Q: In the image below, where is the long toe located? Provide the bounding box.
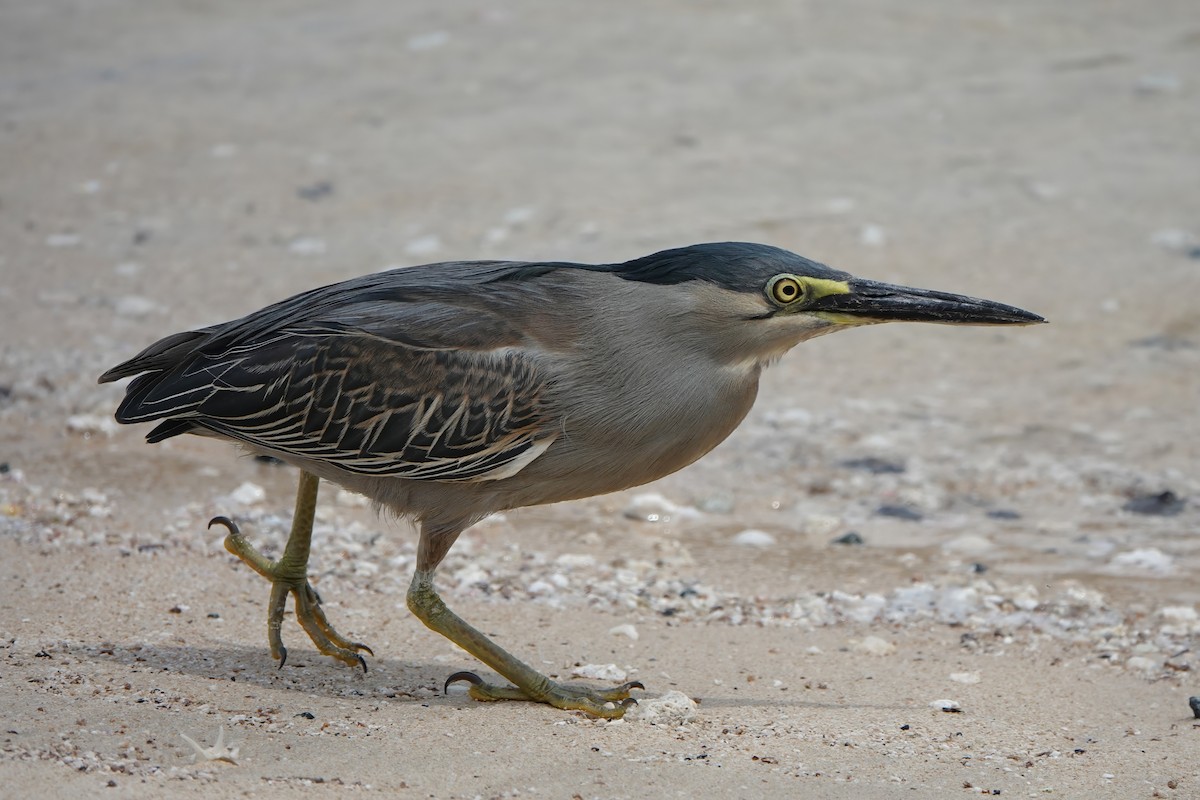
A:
[292,583,373,672]
[444,671,643,718]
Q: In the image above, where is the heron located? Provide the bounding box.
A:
[99,241,1044,718]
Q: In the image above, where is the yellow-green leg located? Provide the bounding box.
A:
[407,568,642,718]
[209,470,373,672]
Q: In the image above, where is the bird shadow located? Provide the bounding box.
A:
[76,640,916,715]
[76,639,464,705]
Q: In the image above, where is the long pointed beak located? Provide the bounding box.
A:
[813,279,1046,325]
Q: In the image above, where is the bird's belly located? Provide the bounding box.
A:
[503,377,758,506]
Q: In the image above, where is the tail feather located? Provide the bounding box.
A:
[146,419,198,443]
[101,328,222,436]
[98,329,213,383]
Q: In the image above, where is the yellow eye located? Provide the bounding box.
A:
[768,275,805,305]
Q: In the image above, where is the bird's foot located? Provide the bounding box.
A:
[210,516,373,672]
[444,671,643,718]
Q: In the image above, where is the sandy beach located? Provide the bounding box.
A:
[2,1,1199,797]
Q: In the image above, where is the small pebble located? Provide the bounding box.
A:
[930,699,962,712]
[1125,656,1159,672]
[526,579,555,595]
[876,504,923,522]
[1109,547,1173,573]
[942,535,993,556]
[831,531,864,545]
[1189,697,1200,719]
[840,457,904,474]
[1122,491,1185,517]
[297,181,334,201]
[696,493,735,514]
[1158,606,1199,635]
[732,529,776,548]
[227,482,266,506]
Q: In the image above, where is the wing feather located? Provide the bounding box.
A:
[112,299,560,482]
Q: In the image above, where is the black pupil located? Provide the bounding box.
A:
[780,283,796,298]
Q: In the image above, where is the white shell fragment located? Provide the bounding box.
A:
[571,663,627,681]
[930,699,962,712]
[66,414,118,437]
[608,624,639,640]
[1158,606,1200,635]
[1125,656,1160,672]
[852,635,897,656]
[622,493,700,523]
[732,529,776,548]
[626,690,698,725]
[179,726,239,765]
[227,482,266,506]
[1109,548,1173,573]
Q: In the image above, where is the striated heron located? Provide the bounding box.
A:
[99,241,1044,718]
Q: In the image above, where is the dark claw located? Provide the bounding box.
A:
[357,654,368,674]
[444,670,483,694]
[277,645,288,669]
[623,681,645,692]
[208,515,239,534]
[618,697,639,709]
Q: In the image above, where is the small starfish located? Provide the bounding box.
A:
[180,726,240,765]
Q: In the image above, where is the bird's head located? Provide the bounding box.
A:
[609,242,1045,365]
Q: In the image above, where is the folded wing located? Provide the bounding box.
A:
[103,294,558,483]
